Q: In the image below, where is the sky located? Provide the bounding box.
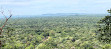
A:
[0,0,111,16]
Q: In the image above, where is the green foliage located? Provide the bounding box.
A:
[1,15,110,49]
[102,44,111,49]
[37,37,57,49]
[25,44,34,49]
[97,9,111,43]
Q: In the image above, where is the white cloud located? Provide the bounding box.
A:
[0,0,111,5]
[0,0,41,6]
[0,0,79,6]
[95,0,111,3]
[0,2,29,6]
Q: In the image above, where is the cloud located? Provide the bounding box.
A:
[0,0,39,6]
[95,0,111,3]
[0,0,110,15]
[0,0,111,6]
[0,0,79,6]
[0,2,29,6]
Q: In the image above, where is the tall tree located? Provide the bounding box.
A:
[0,9,12,47]
[98,8,111,43]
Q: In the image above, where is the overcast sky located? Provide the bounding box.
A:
[0,0,111,15]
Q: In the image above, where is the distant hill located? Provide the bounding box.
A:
[10,13,107,18]
[41,13,85,16]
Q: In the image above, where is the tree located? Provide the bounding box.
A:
[98,8,111,43]
[0,9,12,47]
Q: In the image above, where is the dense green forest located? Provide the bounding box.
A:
[1,15,111,49]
